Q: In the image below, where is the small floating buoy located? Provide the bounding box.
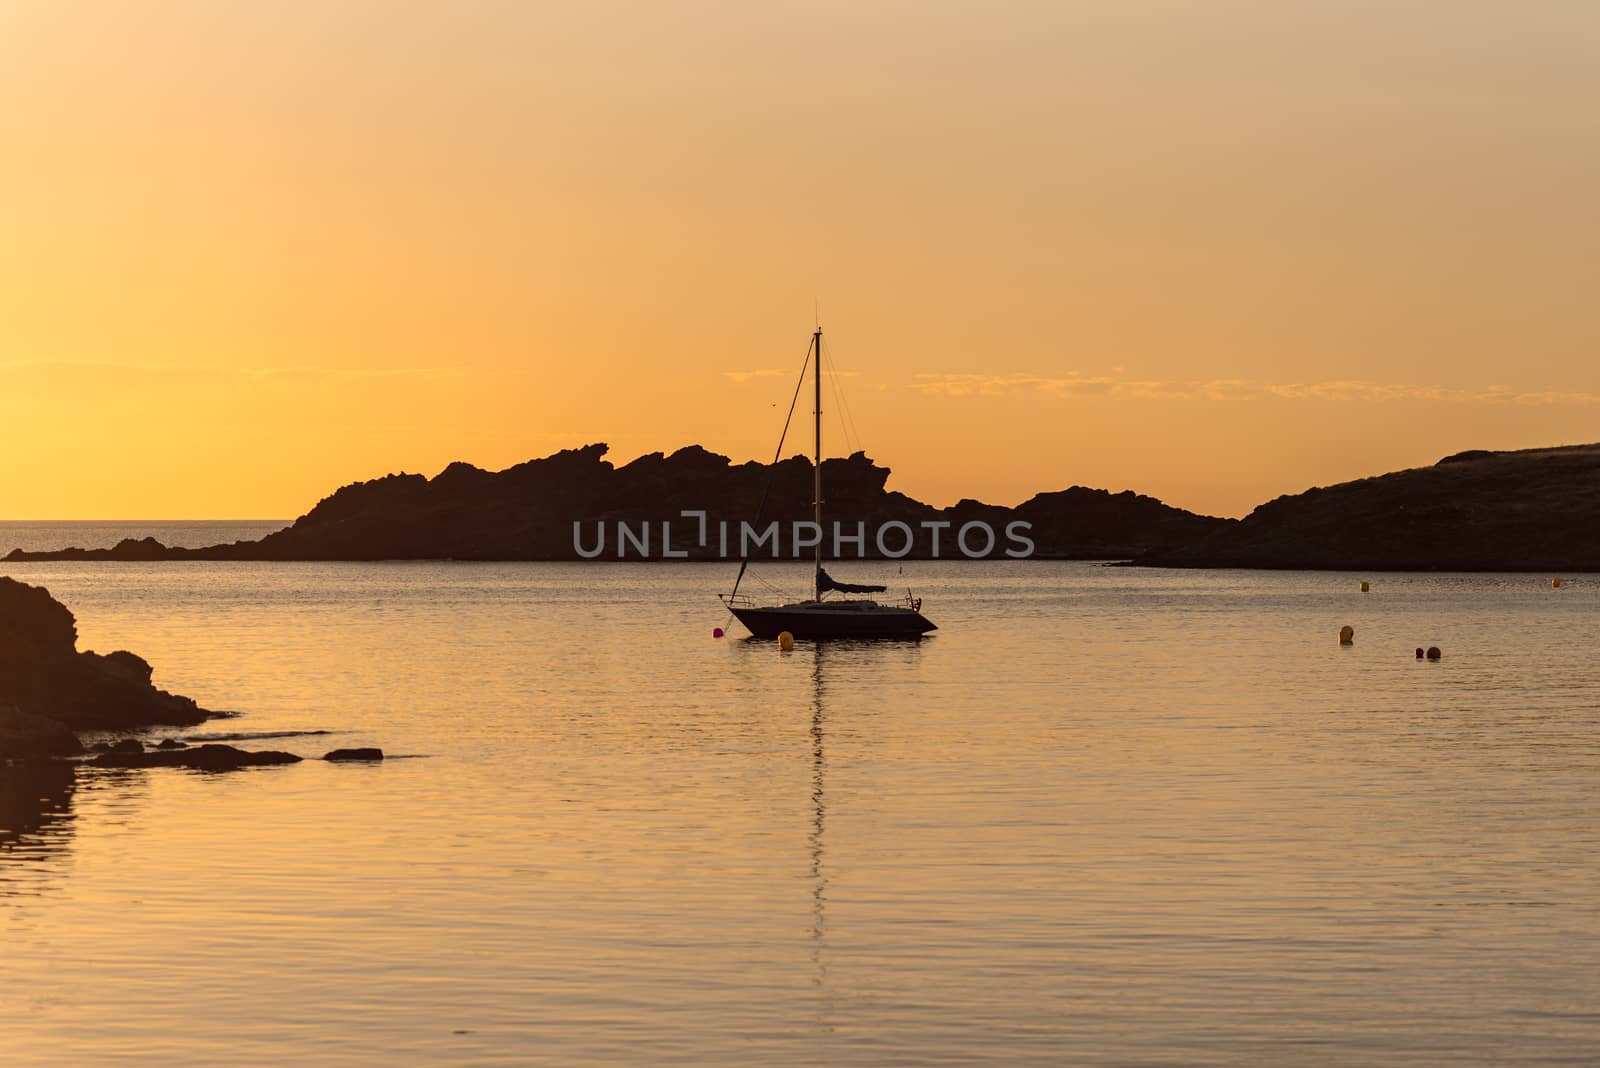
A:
[712,627,724,639]
[1338,625,1354,645]
[1553,578,1563,588]
[777,631,795,651]
[1360,581,1369,593]
[1415,647,1424,659]
[1426,646,1442,660]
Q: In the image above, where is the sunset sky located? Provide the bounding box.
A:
[3,2,1597,519]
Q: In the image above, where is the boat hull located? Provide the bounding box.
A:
[730,602,936,640]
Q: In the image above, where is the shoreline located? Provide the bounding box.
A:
[9,440,1600,572]
[5,554,1594,574]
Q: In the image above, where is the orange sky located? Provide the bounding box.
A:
[3,2,1597,520]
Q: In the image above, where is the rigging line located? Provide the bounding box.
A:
[835,358,867,456]
[820,335,860,453]
[820,336,849,453]
[827,360,859,457]
[839,382,866,460]
[749,571,788,596]
[818,335,857,457]
[824,337,867,457]
[726,334,815,605]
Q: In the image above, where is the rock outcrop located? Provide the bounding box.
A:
[91,743,300,770]
[0,706,84,760]
[0,578,212,760]
[324,748,384,762]
[1135,443,1600,571]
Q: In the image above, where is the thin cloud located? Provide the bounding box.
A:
[726,368,862,384]
[722,369,794,384]
[1259,381,1600,405]
[913,372,1600,406]
[910,373,1052,397]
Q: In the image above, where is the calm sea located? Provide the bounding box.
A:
[1,537,1597,1065]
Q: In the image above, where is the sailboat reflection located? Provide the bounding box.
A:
[758,637,923,1031]
[808,643,830,992]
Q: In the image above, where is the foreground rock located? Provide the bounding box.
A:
[1,444,1226,562]
[324,747,383,762]
[1136,443,1600,571]
[0,706,83,760]
[0,578,212,760]
[91,744,301,770]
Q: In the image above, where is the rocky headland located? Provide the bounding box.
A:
[7,441,1597,571]
[1,444,1226,563]
[1134,443,1600,571]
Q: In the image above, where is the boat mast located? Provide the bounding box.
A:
[813,327,823,601]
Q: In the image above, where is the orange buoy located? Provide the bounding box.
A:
[1338,625,1354,645]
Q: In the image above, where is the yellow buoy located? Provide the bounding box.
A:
[1553,578,1563,588]
[1360,581,1370,593]
[1338,625,1354,645]
[777,631,795,651]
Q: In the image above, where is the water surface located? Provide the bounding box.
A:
[1,558,1596,1065]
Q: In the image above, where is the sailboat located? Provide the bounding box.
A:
[720,327,937,640]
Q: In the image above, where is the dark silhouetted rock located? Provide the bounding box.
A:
[1,444,1227,563]
[0,578,213,737]
[100,650,155,685]
[106,738,144,754]
[1014,486,1224,559]
[91,744,301,770]
[155,738,189,750]
[323,747,384,762]
[1136,443,1600,571]
[1436,449,1494,465]
[0,706,84,760]
[14,441,1597,571]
